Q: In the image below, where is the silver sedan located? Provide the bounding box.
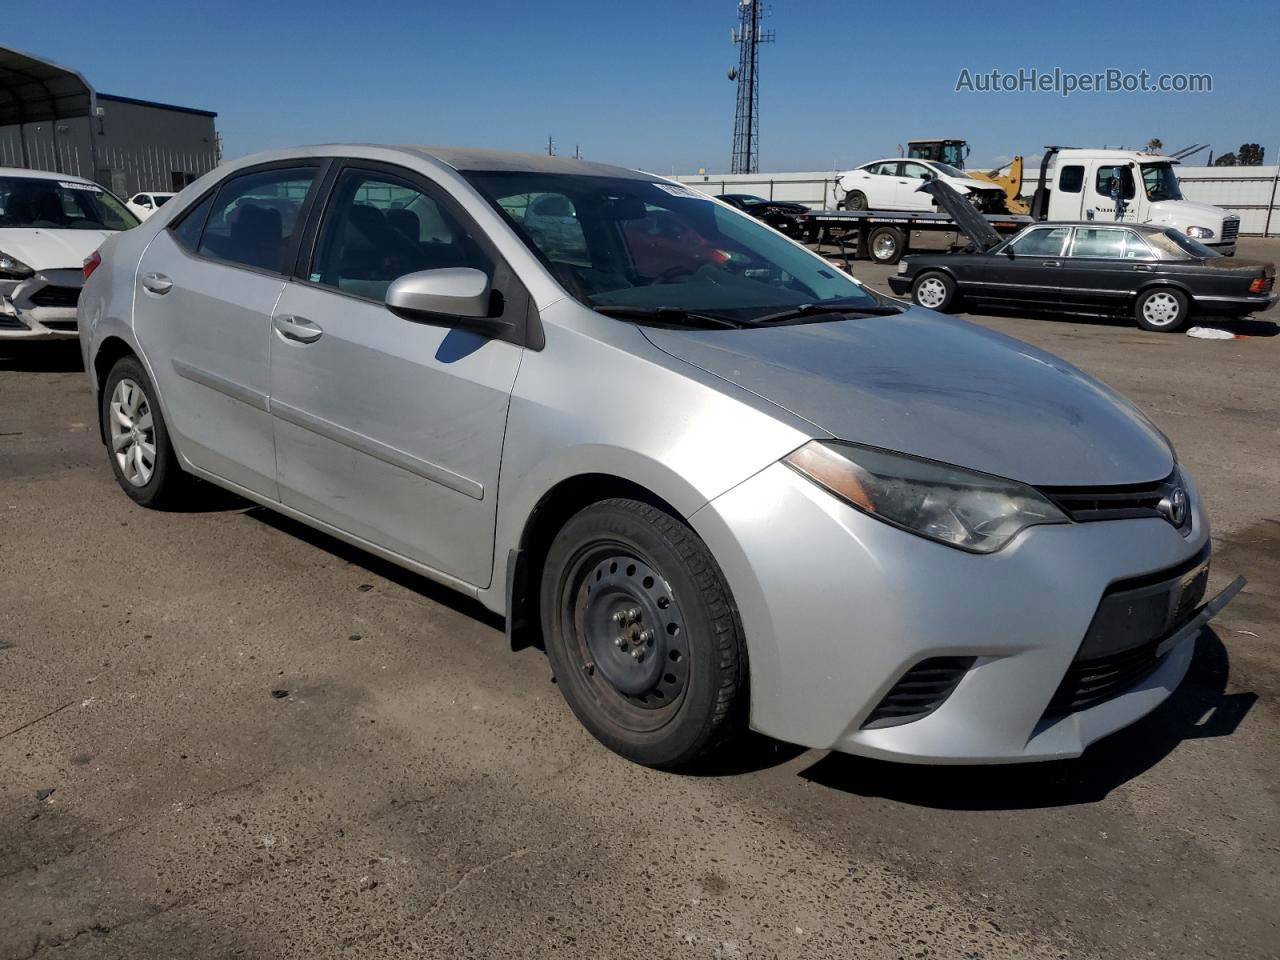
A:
[78,145,1243,768]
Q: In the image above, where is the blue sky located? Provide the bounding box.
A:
[6,0,1275,173]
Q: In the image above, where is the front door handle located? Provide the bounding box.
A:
[273,314,323,344]
[141,272,173,295]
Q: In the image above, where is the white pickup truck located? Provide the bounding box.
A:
[1029,148,1239,256]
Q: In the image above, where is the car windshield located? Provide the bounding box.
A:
[0,176,138,230]
[154,195,172,207]
[463,172,878,323]
[1141,163,1183,202]
[1150,229,1220,258]
[931,162,967,179]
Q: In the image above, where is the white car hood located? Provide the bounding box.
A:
[0,228,113,271]
[1144,199,1230,229]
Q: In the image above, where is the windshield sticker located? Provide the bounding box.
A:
[652,183,707,200]
[59,181,102,192]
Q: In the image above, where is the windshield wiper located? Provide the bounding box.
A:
[748,301,905,325]
[592,306,745,329]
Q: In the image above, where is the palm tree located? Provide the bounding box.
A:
[1146,138,1164,154]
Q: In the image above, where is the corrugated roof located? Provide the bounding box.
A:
[0,45,95,126]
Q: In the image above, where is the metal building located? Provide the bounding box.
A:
[0,45,218,199]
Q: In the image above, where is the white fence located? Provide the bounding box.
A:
[675,165,1280,236]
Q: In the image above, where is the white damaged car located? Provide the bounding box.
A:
[0,168,138,340]
[837,158,1008,214]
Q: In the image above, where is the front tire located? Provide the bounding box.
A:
[912,270,957,311]
[539,498,747,769]
[101,355,188,508]
[1135,287,1190,332]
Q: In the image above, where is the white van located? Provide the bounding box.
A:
[1030,148,1239,255]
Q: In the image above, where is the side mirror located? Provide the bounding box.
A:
[921,172,934,181]
[1004,247,1016,257]
[385,267,514,339]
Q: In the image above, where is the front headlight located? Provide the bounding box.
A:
[0,251,34,280]
[1185,225,1215,239]
[784,440,1068,554]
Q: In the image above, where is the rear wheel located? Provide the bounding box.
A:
[101,355,188,508]
[539,498,747,769]
[1135,287,1190,332]
[843,190,868,211]
[867,226,906,265]
[912,271,957,311]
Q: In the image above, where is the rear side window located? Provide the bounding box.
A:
[170,192,215,252]
[1070,228,1126,258]
[310,168,492,301]
[1058,165,1084,193]
[197,167,317,273]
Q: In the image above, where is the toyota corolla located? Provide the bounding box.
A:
[78,145,1244,768]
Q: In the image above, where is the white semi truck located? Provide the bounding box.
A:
[1029,147,1239,255]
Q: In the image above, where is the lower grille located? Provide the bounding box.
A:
[29,285,81,308]
[1047,639,1166,715]
[862,656,975,729]
[41,319,78,331]
[0,314,29,330]
[1046,550,1209,717]
[1222,218,1240,242]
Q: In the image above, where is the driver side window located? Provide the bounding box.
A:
[1009,227,1070,256]
[310,168,492,302]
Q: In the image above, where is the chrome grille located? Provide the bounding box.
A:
[1221,218,1240,242]
[1039,472,1186,528]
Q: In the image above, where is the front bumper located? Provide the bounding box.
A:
[0,270,83,340]
[887,274,912,295]
[692,462,1240,764]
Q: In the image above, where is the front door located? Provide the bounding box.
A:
[132,163,322,498]
[1090,164,1140,223]
[268,163,525,587]
[966,225,1072,307]
[898,162,935,211]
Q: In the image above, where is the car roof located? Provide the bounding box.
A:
[1024,221,1170,234]
[0,166,99,185]
[222,144,658,182]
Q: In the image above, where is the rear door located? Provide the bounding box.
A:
[268,161,526,587]
[1057,227,1150,309]
[132,162,324,498]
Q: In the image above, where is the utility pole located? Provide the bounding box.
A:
[547,135,555,156]
[728,0,775,175]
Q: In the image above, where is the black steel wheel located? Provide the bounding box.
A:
[540,498,747,768]
[843,190,868,211]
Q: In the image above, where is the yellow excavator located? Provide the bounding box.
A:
[903,139,1029,215]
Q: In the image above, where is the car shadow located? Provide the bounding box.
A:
[959,306,1280,337]
[796,629,1255,809]
[0,341,85,372]
[245,506,506,631]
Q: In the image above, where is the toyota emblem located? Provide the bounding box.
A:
[1162,486,1188,527]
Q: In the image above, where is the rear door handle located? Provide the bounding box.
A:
[141,272,173,295]
[1132,264,1154,272]
[1044,260,1063,268]
[273,314,323,344]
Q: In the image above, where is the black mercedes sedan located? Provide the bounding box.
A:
[885,179,1275,332]
[716,193,809,238]
[889,221,1275,332]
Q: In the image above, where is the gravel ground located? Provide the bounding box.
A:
[2,239,1277,960]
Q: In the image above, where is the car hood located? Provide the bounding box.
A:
[0,228,114,271]
[1145,199,1233,229]
[918,179,1004,251]
[641,310,1174,486]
